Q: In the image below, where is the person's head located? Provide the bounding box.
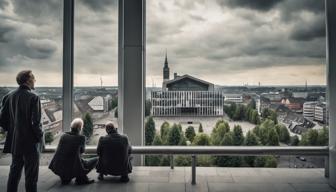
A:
[105,121,116,134]
[16,70,36,90]
[71,118,84,134]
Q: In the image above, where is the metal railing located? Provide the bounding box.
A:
[0,145,330,184]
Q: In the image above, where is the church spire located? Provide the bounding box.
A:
[164,49,168,67]
[163,49,170,81]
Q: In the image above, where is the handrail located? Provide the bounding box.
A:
[42,145,329,156]
[0,145,330,185]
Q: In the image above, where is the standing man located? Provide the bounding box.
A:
[0,70,43,192]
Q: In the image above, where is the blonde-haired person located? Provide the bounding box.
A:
[49,118,98,185]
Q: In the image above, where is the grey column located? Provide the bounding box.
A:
[62,0,74,132]
[118,0,145,165]
[326,0,336,188]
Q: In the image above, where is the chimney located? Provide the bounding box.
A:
[174,73,177,79]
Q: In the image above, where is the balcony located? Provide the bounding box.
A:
[0,166,333,192]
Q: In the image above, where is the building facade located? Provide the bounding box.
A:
[151,54,224,117]
[303,101,318,120]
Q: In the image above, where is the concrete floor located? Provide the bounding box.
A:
[0,166,334,192]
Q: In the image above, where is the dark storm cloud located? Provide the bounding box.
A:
[11,0,61,22]
[0,22,15,43]
[81,0,117,11]
[0,0,8,9]
[25,39,58,59]
[220,0,283,11]
[290,15,325,41]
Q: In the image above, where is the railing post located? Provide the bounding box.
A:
[191,155,196,185]
[170,155,174,169]
[325,156,329,178]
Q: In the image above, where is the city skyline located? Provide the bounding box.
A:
[0,0,326,86]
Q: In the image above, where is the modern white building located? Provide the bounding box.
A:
[303,101,318,120]
[224,93,243,103]
[315,102,328,123]
[151,55,224,117]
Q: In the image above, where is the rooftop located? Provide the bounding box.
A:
[0,166,334,192]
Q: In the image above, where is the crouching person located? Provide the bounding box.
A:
[96,122,132,182]
[49,118,98,185]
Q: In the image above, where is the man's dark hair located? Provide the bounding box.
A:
[106,122,115,134]
[16,70,32,86]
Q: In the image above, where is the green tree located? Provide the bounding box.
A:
[304,129,319,146]
[244,131,259,167]
[278,125,290,144]
[233,125,244,146]
[233,105,242,120]
[111,97,118,109]
[174,156,191,166]
[160,122,170,144]
[214,132,241,167]
[270,112,278,124]
[262,108,271,119]
[145,134,163,166]
[145,116,156,145]
[114,107,118,118]
[255,156,277,167]
[268,128,279,146]
[254,156,267,167]
[248,99,256,109]
[145,99,152,117]
[251,110,260,125]
[211,121,230,145]
[259,119,275,145]
[317,127,329,146]
[290,135,300,146]
[192,133,211,146]
[82,113,93,139]
[185,126,196,142]
[198,123,204,133]
[167,124,182,145]
[44,132,54,144]
[264,156,278,168]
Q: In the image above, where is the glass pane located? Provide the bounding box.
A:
[74,0,118,145]
[145,0,327,167]
[0,0,63,147]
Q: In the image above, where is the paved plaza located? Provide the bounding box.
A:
[0,166,334,192]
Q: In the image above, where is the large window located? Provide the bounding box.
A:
[74,0,118,145]
[0,0,63,146]
[145,0,327,167]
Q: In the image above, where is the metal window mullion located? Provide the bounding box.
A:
[326,0,336,188]
[62,0,74,132]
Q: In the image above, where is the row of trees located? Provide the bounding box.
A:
[144,118,278,167]
[224,101,260,125]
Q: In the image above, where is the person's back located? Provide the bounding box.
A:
[49,132,85,180]
[0,70,42,192]
[49,118,97,185]
[2,87,42,155]
[96,122,132,182]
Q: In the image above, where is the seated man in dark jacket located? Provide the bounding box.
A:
[49,118,98,185]
[96,122,132,182]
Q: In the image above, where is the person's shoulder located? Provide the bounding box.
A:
[2,89,16,100]
[28,90,39,99]
[120,134,129,141]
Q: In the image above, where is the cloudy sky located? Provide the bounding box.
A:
[0,0,326,87]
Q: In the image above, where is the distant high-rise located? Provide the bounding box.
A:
[163,51,170,81]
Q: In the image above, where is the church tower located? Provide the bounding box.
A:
[163,50,170,81]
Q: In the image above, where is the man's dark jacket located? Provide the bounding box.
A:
[96,131,132,176]
[0,85,43,155]
[49,132,87,180]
